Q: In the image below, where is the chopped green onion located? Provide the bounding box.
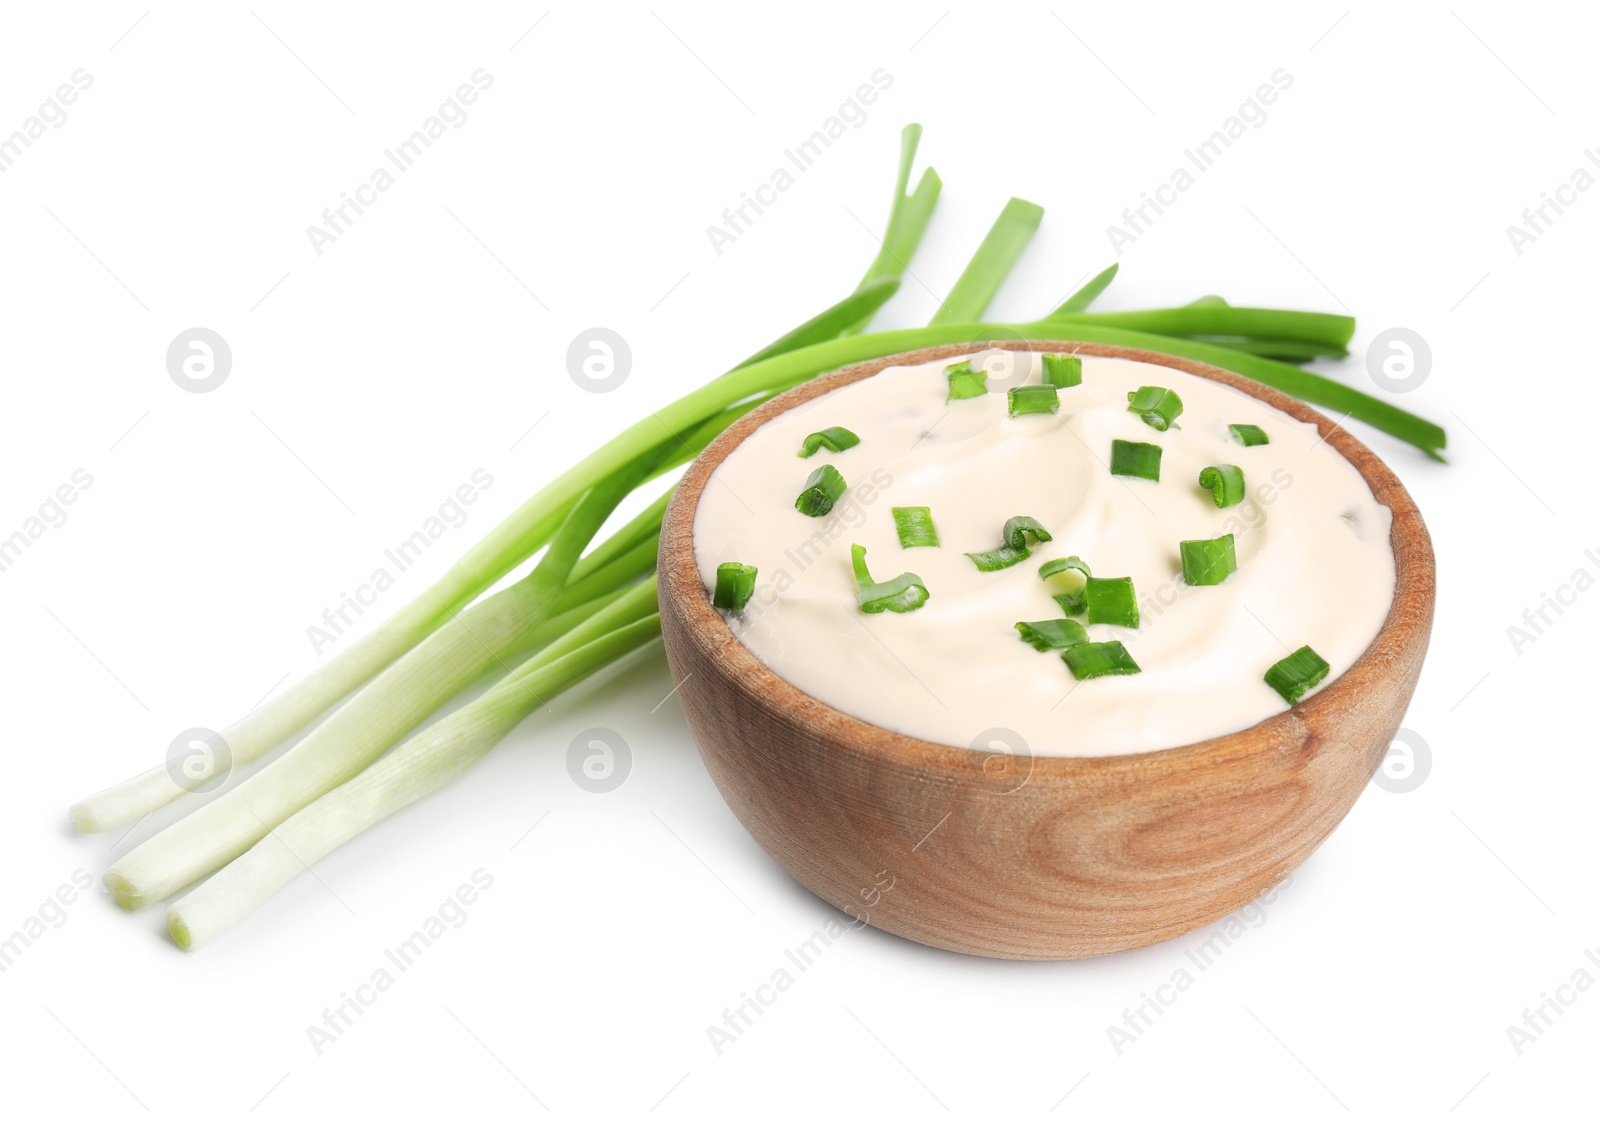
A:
[965,516,1052,572]
[1040,555,1091,615]
[1179,534,1237,586]
[850,544,929,614]
[1198,464,1245,508]
[1084,575,1139,628]
[1127,385,1184,431]
[712,563,758,612]
[1008,385,1060,417]
[1264,645,1331,705]
[1038,556,1090,582]
[945,360,988,401]
[1015,618,1090,652]
[966,546,1029,572]
[1229,423,1270,446]
[1063,640,1142,679]
[892,506,940,548]
[1041,352,1082,388]
[1110,439,1162,481]
[795,464,847,517]
[797,426,860,458]
[1003,516,1052,548]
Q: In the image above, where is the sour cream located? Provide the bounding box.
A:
[692,352,1395,757]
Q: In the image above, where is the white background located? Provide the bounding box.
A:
[0,2,1593,1118]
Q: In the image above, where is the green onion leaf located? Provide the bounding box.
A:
[1008,385,1060,417]
[851,543,930,614]
[1229,423,1270,446]
[1063,640,1142,679]
[1041,352,1083,388]
[1181,336,1345,363]
[1015,618,1090,652]
[1198,464,1245,508]
[930,197,1045,325]
[797,426,860,458]
[739,276,903,367]
[1110,439,1162,481]
[892,506,940,548]
[945,360,988,401]
[851,124,940,315]
[1040,555,1091,615]
[712,562,758,612]
[1084,575,1139,628]
[1264,644,1331,705]
[965,516,1052,572]
[1127,385,1184,431]
[795,464,848,517]
[1179,534,1237,586]
[1047,264,1119,317]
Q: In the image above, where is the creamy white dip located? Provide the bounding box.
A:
[692,352,1395,757]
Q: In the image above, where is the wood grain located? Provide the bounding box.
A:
[659,342,1435,960]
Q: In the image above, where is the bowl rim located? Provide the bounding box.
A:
[659,340,1435,778]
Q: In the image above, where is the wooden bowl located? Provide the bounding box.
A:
[658,342,1434,960]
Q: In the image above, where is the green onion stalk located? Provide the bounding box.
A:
[104,454,662,909]
[66,123,1448,949]
[68,129,932,840]
[169,584,664,951]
